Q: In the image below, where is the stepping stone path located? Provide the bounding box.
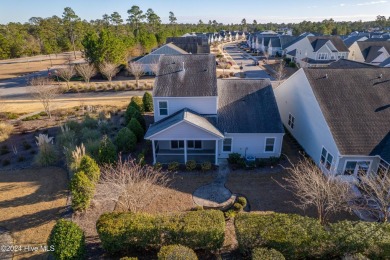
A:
[193,160,235,209]
[0,227,13,260]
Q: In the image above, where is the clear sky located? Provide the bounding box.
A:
[0,0,389,24]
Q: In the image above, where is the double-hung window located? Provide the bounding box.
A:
[223,138,232,153]
[320,147,333,171]
[187,140,202,149]
[265,138,275,152]
[159,101,168,116]
[318,53,328,60]
[171,140,184,149]
[288,113,295,129]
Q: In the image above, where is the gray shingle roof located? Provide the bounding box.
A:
[327,59,377,68]
[357,41,390,63]
[217,79,284,134]
[166,36,210,54]
[343,36,367,48]
[380,57,390,67]
[136,43,188,65]
[308,36,349,52]
[145,108,224,139]
[153,54,217,97]
[303,68,390,162]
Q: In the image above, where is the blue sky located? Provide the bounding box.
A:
[0,0,389,24]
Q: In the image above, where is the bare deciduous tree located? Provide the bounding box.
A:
[28,77,62,118]
[218,57,229,77]
[275,60,287,86]
[149,62,159,76]
[349,172,390,222]
[56,65,75,90]
[99,62,120,82]
[128,62,144,88]
[96,158,171,213]
[280,156,353,225]
[76,63,96,85]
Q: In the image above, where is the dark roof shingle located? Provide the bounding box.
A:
[308,36,349,52]
[153,54,217,97]
[304,68,390,162]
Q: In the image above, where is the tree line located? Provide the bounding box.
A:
[0,5,389,61]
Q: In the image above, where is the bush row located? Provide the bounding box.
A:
[235,212,390,259]
[96,210,225,254]
[228,153,280,169]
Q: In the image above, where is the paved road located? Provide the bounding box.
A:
[224,44,274,80]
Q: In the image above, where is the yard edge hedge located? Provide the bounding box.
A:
[96,210,225,254]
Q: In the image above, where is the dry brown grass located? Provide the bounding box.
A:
[0,122,13,142]
[0,167,68,259]
[0,54,82,80]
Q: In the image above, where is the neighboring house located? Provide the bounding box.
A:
[343,36,368,49]
[284,36,349,67]
[267,36,297,56]
[274,67,390,178]
[135,43,188,74]
[380,57,390,67]
[145,54,284,165]
[348,40,390,65]
[166,36,210,54]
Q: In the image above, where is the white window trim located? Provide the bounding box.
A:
[222,138,233,153]
[317,53,328,60]
[158,100,168,116]
[319,146,333,172]
[343,159,372,176]
[288,113,295,129]
[187,140,203,150]
[170,140,184,150]
[264,137,276,153]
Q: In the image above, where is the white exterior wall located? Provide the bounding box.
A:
[153,96,218,122]
[218,133,284,159]
[348,42,365,61]
[274,69,341,172]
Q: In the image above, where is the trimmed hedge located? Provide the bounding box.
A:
[235,213,327,258]
[70,170,95,211]
[97,210,225,253]
[235,213,390,259]
[48,219,85,260]
[79,155,100,183]
[158,245,198,260]
[252,247,285,260]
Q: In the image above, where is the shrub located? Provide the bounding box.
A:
[125,106,146,130]
[5,112,18,119]
[99,121,111,134]
[228,153,241,164]
[233,203,243,212]
[127,118,144,142]
[81,127,101,143]
[289,61,296,68]
[186,160,197,171]
[158,245,198,260]
[57,128,76,148]
[97,210,225,253]
[168,161,180,171]
[235,212,327,258]
[224,209,237,219]
[22,114,40,121]
[48,219,85,260]
[0,122,13,142]
[201,161,212,172]
[66,120,81,134]
[82,114,98,129]
[137,153,145,166]
[115,128,137,152]
[35,142,58,166]
[342,253,370,260]
[0,144,10,155]
[85,139,100,159]
[70,170,95,211]
[79,155,100,183]
[237,197,247,208]
[129,96,144,113]
[142,92,153,112]
[252,247,285,260]
[97,136,117,164]
[154,162,162,171]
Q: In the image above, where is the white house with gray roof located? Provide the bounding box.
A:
[145,54,284,165]
[274,67,390,179]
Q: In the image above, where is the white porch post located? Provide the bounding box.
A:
[184,140,187,164]
[215,140,219,165]
[152,140,156,165]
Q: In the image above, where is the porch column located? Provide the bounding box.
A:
[215,140,219,165]
[184,140,187,164]
[152,140,156,165]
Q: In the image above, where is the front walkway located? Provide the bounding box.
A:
[192,160,235,209]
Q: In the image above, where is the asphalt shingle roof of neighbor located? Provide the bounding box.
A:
[308,36,349,52]
[286,49,297,56]
[327,59,378,68]
[343,36,367,48]
[136,43,188,65]
[380,57,390,67]
[153,54,217,97]
[144,108,224,139]
[357,41,390,62]
[283,34,310,50]
[303,68,390,162]
[217,79,284,134]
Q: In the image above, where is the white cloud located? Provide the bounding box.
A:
[356,1,387,6]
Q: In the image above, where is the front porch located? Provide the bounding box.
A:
[152,140,219,165]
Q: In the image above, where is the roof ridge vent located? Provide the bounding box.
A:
[379,73,383,79]
[325,74,328,79]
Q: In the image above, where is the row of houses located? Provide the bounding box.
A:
[143,53,390,180]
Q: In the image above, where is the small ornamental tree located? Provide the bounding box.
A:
[127,118,144,142]
[142,92,153,112]
[125,106,146,130]
[115,128,137,152]
[48,219,85,260]
[79,155,100,183]
[129,96,144,113]
[70,170,95,211]
[97,136,117,164]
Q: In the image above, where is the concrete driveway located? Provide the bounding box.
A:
[223,44,274,80]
